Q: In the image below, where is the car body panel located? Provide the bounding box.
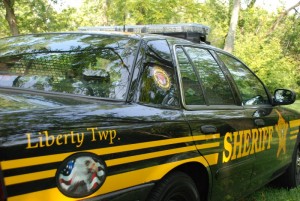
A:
[0,90,202,200]
[0,31,299,201]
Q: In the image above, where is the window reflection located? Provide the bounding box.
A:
[182,47,235,105]
[0,34,139,100]
[217,53,269,105]
[145,40,173,67]
[138,40,179,108]
[176,47,205,105]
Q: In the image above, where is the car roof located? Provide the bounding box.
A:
[0,30,186,42]
[0,31,222,57]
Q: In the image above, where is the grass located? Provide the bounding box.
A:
[284,100,300,113]
[243,187,300,201]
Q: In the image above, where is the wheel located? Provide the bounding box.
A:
[274,145,300,188]
[287,145,300,188]
[147,171,200,201]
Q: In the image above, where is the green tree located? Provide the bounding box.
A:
[0,0,79,36]
[0,4,10,37]
[233,2,300,95]
[92,0,204,26]
[1,0,19,35]
[78,0,109,26]
[198,0,230,47]
[15,0,80,33]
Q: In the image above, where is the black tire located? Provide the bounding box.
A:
[275,145,300,188]
[147,171,200,201]
[286,145,300,188]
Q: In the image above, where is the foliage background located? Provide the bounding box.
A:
[0,0,299,97]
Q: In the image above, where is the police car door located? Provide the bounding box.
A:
[216,52,296,190]
[175,45,255,200]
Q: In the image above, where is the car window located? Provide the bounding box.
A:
[176,46,235,105]
[138,40,179,107]
[146,40,173,63]
[176,47,205,105]
[217,52,270,106]
[0,34,139,100]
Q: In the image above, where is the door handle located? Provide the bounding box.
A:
[201,125,217,134]
[254,119,265,126]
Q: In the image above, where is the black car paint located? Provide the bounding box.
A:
[0,88,194,199]
[0,32,299,201]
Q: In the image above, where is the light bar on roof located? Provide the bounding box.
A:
[79,23,209,34]
[78,23,210,43]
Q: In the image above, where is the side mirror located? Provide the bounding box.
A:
[273,89,296,105]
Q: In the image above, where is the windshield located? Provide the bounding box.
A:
[0,33,139,100]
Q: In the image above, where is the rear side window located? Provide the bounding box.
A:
[176,47,205,105]
[138,40,179,108]
[176,46,235,105]
[0,34,139,100]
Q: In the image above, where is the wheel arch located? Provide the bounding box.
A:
[173,162,210,201]
[146,161,211,201]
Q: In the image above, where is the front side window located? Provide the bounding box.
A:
[176,46,235,105]
[217,53,270,105]
[0,33,139,100]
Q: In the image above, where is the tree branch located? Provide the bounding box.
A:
[247,0,256,9]
[268,1,300,35]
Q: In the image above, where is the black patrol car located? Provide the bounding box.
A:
[0,24,299,201]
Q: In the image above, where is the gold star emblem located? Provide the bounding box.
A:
[275,110,289,158]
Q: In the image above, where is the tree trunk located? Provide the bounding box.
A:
[103,0,109,25]
[3,0,19,36]
[224,0,240,53]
